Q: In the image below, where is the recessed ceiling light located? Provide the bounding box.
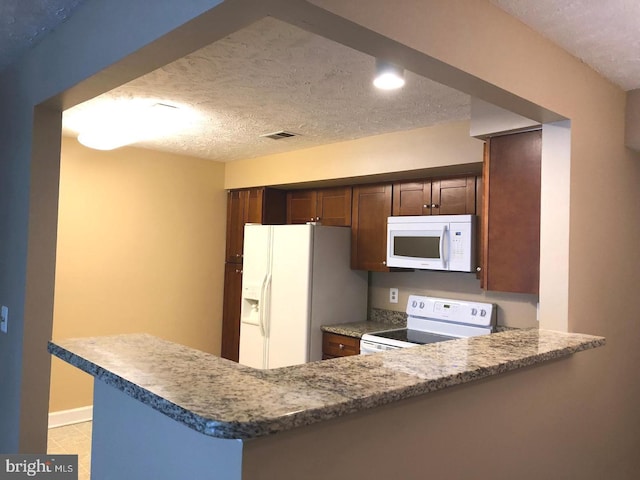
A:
[373,59,405,90]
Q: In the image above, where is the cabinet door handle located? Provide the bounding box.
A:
[338,343,345,350]
[382,260,386,266]
[476,266,482,272]
[235,269,243,274]
[431,204,439,208]
[316,216,320,221]
[423,204,430,208]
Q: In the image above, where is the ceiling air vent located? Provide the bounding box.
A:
[260,131,298,140]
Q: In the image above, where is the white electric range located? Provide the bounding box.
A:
[360,295,496,354]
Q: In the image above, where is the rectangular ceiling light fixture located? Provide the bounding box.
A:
[77,102,187,150]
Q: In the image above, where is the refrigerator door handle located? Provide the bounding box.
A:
[262,273,272,337]
[259,273,269,337]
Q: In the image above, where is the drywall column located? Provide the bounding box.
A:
[625,89,640,151]
[0,73,32,454]
[0,101,62,454]
[19,107,62,452]
[539,121,571,331]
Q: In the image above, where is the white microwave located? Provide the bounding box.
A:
[386,215,477,272]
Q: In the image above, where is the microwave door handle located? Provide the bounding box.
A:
[440,225,448,269]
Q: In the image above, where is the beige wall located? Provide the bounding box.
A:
[243,349,607,480]
[224,121,482,188]
[369,271,537,328]
[49,137,227,412]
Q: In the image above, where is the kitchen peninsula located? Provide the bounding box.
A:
[49,330,603,479]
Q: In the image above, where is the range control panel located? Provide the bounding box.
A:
[406,295,495,327]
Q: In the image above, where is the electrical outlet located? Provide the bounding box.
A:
[389,288,399,304]
[0,306,8,334]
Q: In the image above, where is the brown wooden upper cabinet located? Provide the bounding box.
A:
[351,184,392,272]
[286,186,352,226]
[392,175,478,216]
[287,189,317,224]
[481,130,541,294]
[225,187,286,263]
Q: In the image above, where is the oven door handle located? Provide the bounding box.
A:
[360,340,381,355]
[360,339,400,355]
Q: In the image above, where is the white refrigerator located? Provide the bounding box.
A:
[238,224,368,369]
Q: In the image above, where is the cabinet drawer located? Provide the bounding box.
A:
[322,332,360,358]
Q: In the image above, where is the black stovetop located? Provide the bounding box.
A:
[371,328,456,345]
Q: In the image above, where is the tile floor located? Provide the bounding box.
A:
[47,421,92,480]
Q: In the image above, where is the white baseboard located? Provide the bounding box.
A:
[48,405,93,429]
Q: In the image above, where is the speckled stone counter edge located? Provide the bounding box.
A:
[48,330,605,441]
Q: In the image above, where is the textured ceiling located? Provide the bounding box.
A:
[3,1,639,162]
[0,0,88,73]
[493,0,640,91]
[62,17,470,162]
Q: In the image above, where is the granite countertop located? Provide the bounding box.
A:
[321,321,399,338]
[48,329,605,441]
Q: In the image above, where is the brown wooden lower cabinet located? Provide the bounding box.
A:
[322,332,360,359]
[221,263,243,362]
